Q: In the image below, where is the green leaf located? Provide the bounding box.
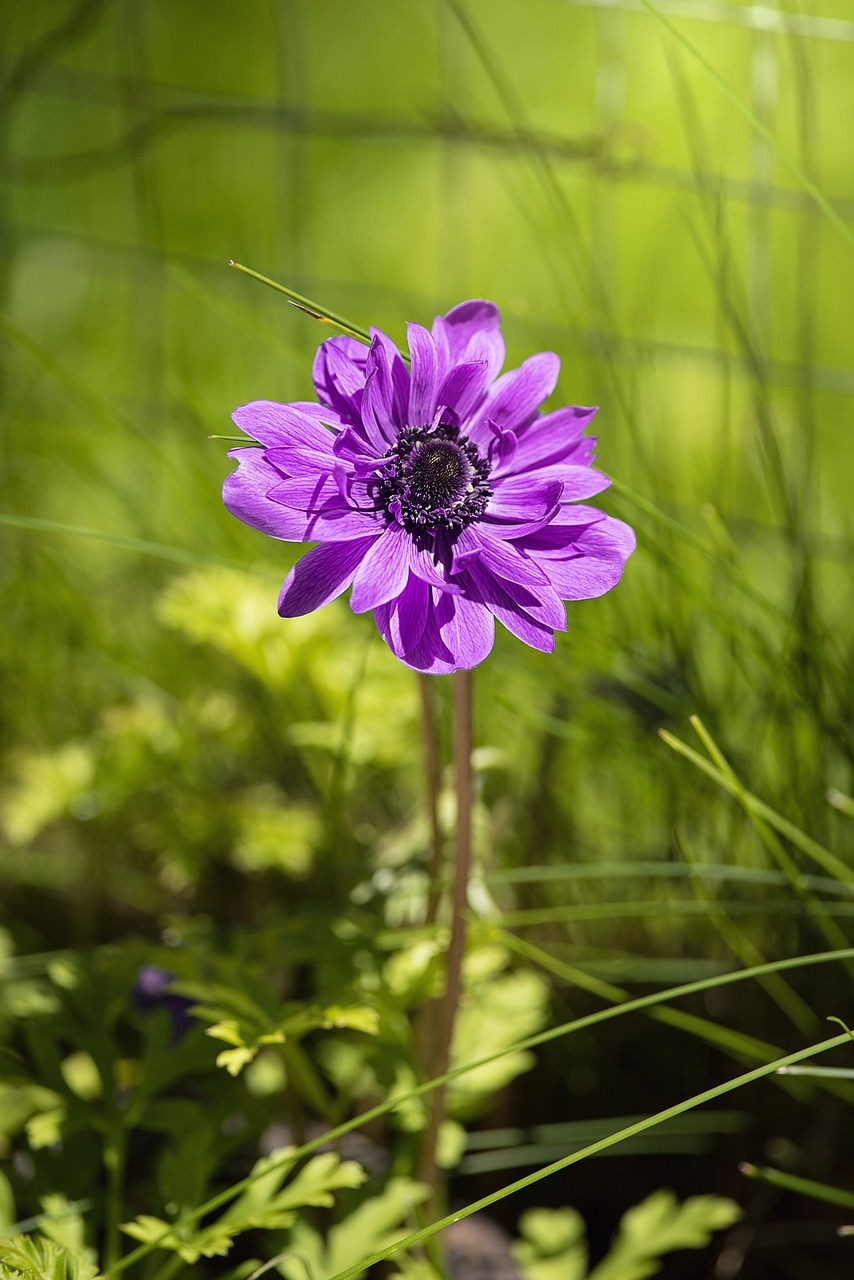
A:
[277,1178,429,1280]
[588,1190,742,1280]
[450,970,550,1116]
[123,1151,367,1265]
[0,1234,102,1280]
[205,1020,247,1048]
[215,1046,260,1076]
[37,1195,93,1260]
[388,1263,443,1280]
[320,1006,379,1036]
[267,1152,366,1214]
[120,1214,235,1265]
[0,1083,63,1141]
[157,1124,217,1218]
[25,1107,67,1151]
[513,1207,588,1280]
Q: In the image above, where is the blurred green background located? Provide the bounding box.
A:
[2,0,854,1275]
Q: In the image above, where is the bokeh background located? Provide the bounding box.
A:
[2,1,854,1277]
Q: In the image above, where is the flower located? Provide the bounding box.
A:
[133,965,194,1042]
[223,300,635,674]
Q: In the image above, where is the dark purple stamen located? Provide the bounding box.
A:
[374,423,492,533]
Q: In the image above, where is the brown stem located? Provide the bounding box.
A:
[418,668,474,1209]
[419,674,445,926]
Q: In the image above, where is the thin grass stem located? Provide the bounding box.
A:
[325,1033,852,1280]
[228,261,374,347]
[639,0,854,254]
[108,946,854,1277]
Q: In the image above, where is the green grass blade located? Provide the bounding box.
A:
[778,1066,854,1080]
[107,948,854,1277]
[740,1162,854,1211]
[688,717,852,960]
[0,511,273,577]
[499,929,783,1068]
[228,261,375,348]
[324,1033,851,1280]
[639,0,854,255]
[659,729,854,885]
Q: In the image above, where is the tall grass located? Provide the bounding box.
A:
[1,0,854,1275]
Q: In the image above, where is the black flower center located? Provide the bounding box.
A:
[408,440,471,508]
[374,423,492,534]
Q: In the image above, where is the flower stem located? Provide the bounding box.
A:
[418,669,473,1209]
[418,675,444,926]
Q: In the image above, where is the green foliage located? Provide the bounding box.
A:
[0,1235,102,1280]
[514,1207,588,1280]
[276,1178,429,1280]
[451,962,550,1116]
[2,2,854,1277]
[177,965,380,1076]
[514,1192,741,1280]
[122,1149,366,1265]
[588,1190,741,1280]
[34,1196,93,1262]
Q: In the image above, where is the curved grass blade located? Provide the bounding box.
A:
[499,929,783,1070]
[659,729,854,885]
[324,1032,851,1280]
[639,0,854,255]
[228,262,375,349]
[688,716,853,962]
[107,948,854,1277]
[740,1162,854,1212]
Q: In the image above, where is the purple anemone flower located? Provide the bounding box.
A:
[223,301,635,674]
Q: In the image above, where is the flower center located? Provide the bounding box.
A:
[375,423,492,534]
[408,440,471,508]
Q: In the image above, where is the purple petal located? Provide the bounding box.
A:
[492,605,556,653]
[517,503,608,553]
[371,329,409,425]
[361,339,400,454]
[434,591,495,669]
[407,323,439,426]
[452,528,549,590]
[233,402,338,453]
[288,401,348,428]
[482,478,563,537]
[375,587,494,674]
[467,558,565,632]
[409,540,462,593]
[432,300,505,384]
[376,592,450,674]
[497,405,598,476]
[278,538,379,617]
[532,515,636,600]
[224,449,316,541]
[266,476,381,541]
[515,463,612,500]
[466,565,558,652]
[486,423,518,472]
[263,446,341,478]
[436,360,490,423]
[374,574,431,656]
[312,338,368,420]
[350,524,413,613]
[266,473,341,511]
[467,352,560,444]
